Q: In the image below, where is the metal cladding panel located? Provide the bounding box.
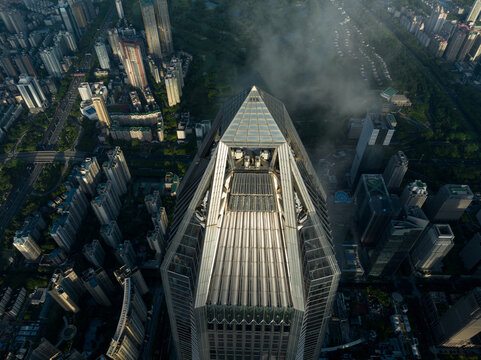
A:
[278,143,305,310]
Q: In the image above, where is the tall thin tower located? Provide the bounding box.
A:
[155,0,174,56]
[116,0,124,19]
[467,0,481,23]
[140,0,162,58]
[161,86,340,360]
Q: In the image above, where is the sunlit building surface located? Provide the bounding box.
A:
[161,86,340,360]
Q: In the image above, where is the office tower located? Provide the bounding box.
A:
[116,240,136,268]
[425,184,473,222]
[106,277,147,360]
[20,53,37,77]
[467,0,481,23]
[82,268,114,306]
[13,234,41,261]
[459,233,481,272]
[116,0,124,19]
[58,0,81,40]
[100,220,123,248]
[69,0,88,30]
[411,224,454,271]
[400,180,428,208]
[103,147,131,196]
[62,31,78,52]
[434,287,481,347]
[47,268,84,313]
[16,75,47,113]
[83,239,105,268]
[144,190,161,215]
[354,174,397,245]
[369,206,429,277]
[383,151,408,191]
[75,156,100,196]
[457,31,478,62]
[444,24,470,62]
[350,113,396,186]
[155,0,174,56]
[114,265,149,295]
[108,29,121,57]
[1,56,18,78]
[92,95,111,127]
[95,40,111,70]
[40,48,63,77]
[30,338,61,360]
[120,40,148,89]
[140,0,162,58]
[78,82,92,101]
[161,86,340,360]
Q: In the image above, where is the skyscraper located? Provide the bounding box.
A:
[114,265,149,295]
[69,0,88,30]
[116,240,136,268]
[47,268,85,313]
[102,147,131,196]
[74,156,101,196]
[459,233,481,272]
[161,86,340,360]
[83,239,105,268]
[58,0,81,40]
[1,56,18,78]
[78,82,92,101]
[20,52,37,77]
[350,113,396,186]
[444,24,470,62]
[155,0,174,56]
[424,184,473,222]
[115,0,124,19]
[82,268,115,307]
[95,40,111,70]
[13,226,42,261]
[467,0,481,23]
[411,224,454,271]
[120,40,148,89]
[92,95,111,127]
[383,151,408,191]
[16,75,47,113]
[457,30,478,62]
[434,287,481,347]
[100,220,123,248]
[425,7,447,34]
[40,48,63,78]
[368,206,429,277]
[354,174,397,245]
[108,29,121,57]
[400,180,428,208]
[140,0,162,58]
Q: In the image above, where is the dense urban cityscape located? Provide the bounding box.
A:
[0,0,481,359]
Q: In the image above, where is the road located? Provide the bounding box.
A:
[0,6,114,239]
[0,151,88,163]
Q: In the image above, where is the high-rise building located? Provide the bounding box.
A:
[13,234,41,261]
[108,29,121,57]
[69,0,88,30]
[425,184,473,222]
[155,0,174,56]
[468,35,481,62]
[40,48,63,78]
[350,113,396,186]
[61,30,78,53]
[83,239,105,268]
[116,240,136,268]
[103,147,131,196]
[116,0,124,19]
[354,174,397,245]
[165,72,181,106]
[459,233,481,272]
[2,10,27,35]
[457,30,478,62]
[100,220,123,248]
[58,0,81,40]
[147,56,162,83]
[106,277,147,360]
[400,180,428,208]
[78,82,92,101]
[82,268,115,307]
[383,151,408,191]
[0,11,15,33]
[369,206,429,277]
[92,95,111,127]
[120,40,148,89]
[95,40,111,70]
[140,0,162,58]
[411,224,454,271]
[444,24,470,62]
[425,7,447,34]
[467,0,481,23]
[74,156,100,196]
[30,338,61,360]
[20,52,37,77]
[16,75,47,113]
[92,195,119,226]
[47,268,84,313]
[144,190,161,215]
[146,224,166,257]
[161,86,340,360]
[434,287,481,347]
[114,265,149,295]
[1,56,18,78]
